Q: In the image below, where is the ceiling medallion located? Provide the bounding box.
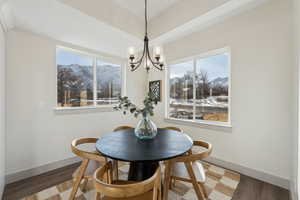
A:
[128,0,164,72]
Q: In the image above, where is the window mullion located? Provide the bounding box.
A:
[93,58,97,106]
[193,59,196,121]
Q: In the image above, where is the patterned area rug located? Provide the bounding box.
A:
[22,162,240,200]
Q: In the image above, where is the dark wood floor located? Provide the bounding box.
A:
[2,162,290,200]
[2,163,81,200]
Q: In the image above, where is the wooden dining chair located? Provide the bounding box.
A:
[70,138,107,200]
[162,126,183,132]
[113,126,134,132]
[111,126,133,180]
[93,161,161,200]
[163,140,212,200]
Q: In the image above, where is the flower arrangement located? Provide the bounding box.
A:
[114,92,158,118]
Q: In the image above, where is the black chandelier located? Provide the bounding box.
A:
[128,0,164,72]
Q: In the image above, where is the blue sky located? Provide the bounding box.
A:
[170,53,229,81]
[97,60,119,68]
[170,60,194,78]
[56,49,120,68]
[197,53,229,81]
[56,49,93,66]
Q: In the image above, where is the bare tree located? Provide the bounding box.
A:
[57,65,93,106]
[196,70,210,99]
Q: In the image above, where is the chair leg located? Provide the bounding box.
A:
[172,178,176,188]
[95,192,101,200]
[199,182,208,198]
[168,177,173,189]
[158,184,162,200]
[69,159,89,200]
[113,160,119,180]
[109,163,114,184]
[184,162,206,200]
[153,184,158,200]
[81,178,88,192]
[168,166,173,189]
[158,168,162,200]
[163,161,172,200]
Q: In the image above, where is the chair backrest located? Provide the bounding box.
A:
[162,126,183,132]
[173,140,212,163]
[113,126,134,132]
[94,161,161,199]
[71,138,105,162]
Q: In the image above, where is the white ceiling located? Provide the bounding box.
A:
[3,0,142,57]
[0,0,272,58]
[112,0,180,20]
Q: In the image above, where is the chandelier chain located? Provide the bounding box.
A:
[145,0,148,36]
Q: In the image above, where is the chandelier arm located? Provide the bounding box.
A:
[129,55,144,65]
[144,44,163,71]
[131,56,144,69]
[129,42,147,65]
[145,41,160,65]
[146,46,163,70]
[130,44,147,71]
[131,62,143,71]
[152,62,164,70]
[147,53,160,65]
[148,55,163,70]
[130,59,143,67]
[149,58,163,70]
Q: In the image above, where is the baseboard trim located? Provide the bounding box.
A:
[204,157,290,190]
[5,157,81,184]
[291,190,298,200]
[5,155,290,190]
[290,181,298,200]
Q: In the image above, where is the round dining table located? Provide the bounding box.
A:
[96,128,193,181]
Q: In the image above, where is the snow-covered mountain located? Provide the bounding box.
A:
[209,77,228,88]
[58,64,93,89]
[170,76,228,88]
[58,64,121,86]
[96,65,121,85]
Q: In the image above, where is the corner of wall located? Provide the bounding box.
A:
[0,21,6,199]
[291,180,298,200]
[292,0,300,199]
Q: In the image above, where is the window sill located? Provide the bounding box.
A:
[54,105,117,114]
[164,118,232,131]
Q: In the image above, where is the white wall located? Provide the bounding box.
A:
[149,0,293,186]
[292,0,300,198]
[5,29,147,175]
[0,23,6,198]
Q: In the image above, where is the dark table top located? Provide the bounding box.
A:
[96,128,193,162]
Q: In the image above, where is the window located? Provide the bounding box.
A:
[56,47,123,108]
[167,48,230,126]
[96,60,121,105]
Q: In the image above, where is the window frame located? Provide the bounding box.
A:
[55,46,126,111]
[165,47,231,127]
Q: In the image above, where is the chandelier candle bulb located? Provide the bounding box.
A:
[160,55,164,62]
[154,47,161,56]
[128,47,135,57]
